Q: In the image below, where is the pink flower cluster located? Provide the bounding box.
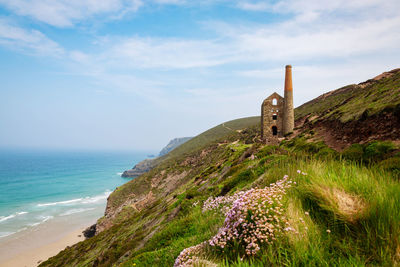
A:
[203,191,246,215]
[174,242,206,267]
[208,176,293,256]
[175,175,296,265]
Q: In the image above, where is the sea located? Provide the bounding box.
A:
[0,149,150,240]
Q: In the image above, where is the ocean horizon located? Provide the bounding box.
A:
[0,148,150,239]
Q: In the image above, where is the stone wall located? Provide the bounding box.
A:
[261,92,284,142]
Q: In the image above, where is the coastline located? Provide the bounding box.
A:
[0,208,101,267]
[0,228,85,267]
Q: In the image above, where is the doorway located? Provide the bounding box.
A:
[272,126,278,136]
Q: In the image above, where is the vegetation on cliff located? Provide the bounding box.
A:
[41,69,400,267]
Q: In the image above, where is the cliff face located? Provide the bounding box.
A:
[121,159,156,178]
[121,137,193,178]
[158,137,192,157]
[41,69,400,267]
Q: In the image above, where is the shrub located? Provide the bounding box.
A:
[315,147,338,159]
[256,145,278,158]
[186,187,201,199]
[342,144,364,162]
[363,141,395,162]
[220,169,255,196]
[282,137,327,154]
[377,157,400,177]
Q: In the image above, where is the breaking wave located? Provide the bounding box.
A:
[60,208,95,216]
[36,190,112,207]
[0,211,28,223]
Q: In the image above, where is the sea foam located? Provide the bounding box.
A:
[37,198,84,207]
[60,208,95,216]
[0,232,15,238]
[0,211,28,223]
[36,190,111,207]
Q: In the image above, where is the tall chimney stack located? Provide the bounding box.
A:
[283,65,294,135]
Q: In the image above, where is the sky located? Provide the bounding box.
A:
[0,0,399,151]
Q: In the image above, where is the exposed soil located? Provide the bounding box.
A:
[297,109,400,151]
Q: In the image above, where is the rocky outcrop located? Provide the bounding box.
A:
[121,159,156,178]
[158,137,192,156]
[121,137,192,178]
[83,224,96,238]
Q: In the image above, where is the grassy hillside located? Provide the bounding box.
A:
[166,116,260,159]
[41,69,400,267]
[41,132,400,267]
[295,68,400,122]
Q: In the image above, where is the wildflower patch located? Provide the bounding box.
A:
[208,176,294,257]
[174,175,295,266]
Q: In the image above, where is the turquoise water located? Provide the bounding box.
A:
[0,149,149,239]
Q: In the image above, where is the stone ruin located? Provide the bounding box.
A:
[261,65,294,143]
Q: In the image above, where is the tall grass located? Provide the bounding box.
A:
[170,145,400,266]
[217,157,400,266]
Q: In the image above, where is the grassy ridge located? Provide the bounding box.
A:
[167,116,260,159]
[295,70,400,122]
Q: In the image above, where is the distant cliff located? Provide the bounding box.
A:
[158,137,192,157]
[121,137,192,178]
[121,159,156,178]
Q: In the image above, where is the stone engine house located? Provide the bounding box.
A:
[261,65,294,143]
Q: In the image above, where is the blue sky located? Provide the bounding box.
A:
[0,0,399,151]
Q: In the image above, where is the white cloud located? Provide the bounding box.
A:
[152,0,186,4]
[85,13,400,70]
[101,37,235,69]
[231,16,400,62]
[236,1,270,11]
[271,0,398,15]
[0,18,64,56]
[0,0,143,27]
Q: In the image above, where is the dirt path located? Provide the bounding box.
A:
[222,123,242,133]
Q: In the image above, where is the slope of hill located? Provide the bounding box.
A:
[40,69,400,267]
[167,116,260,159]
[159,137,193,157]
[295,68,400,150]
[122,117,260,178]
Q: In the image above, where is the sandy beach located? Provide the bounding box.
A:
[0,228,85,267]
[0,209,101,267]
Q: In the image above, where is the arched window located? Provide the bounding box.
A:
[272,98,277,105]
[272,114,277,120]
[272,126,278,136]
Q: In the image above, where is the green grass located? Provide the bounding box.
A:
[167,116,260,159]
[128,144,400,266]
[295,71,400,122]
[120,207,224,266]
[211,155,400,266]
